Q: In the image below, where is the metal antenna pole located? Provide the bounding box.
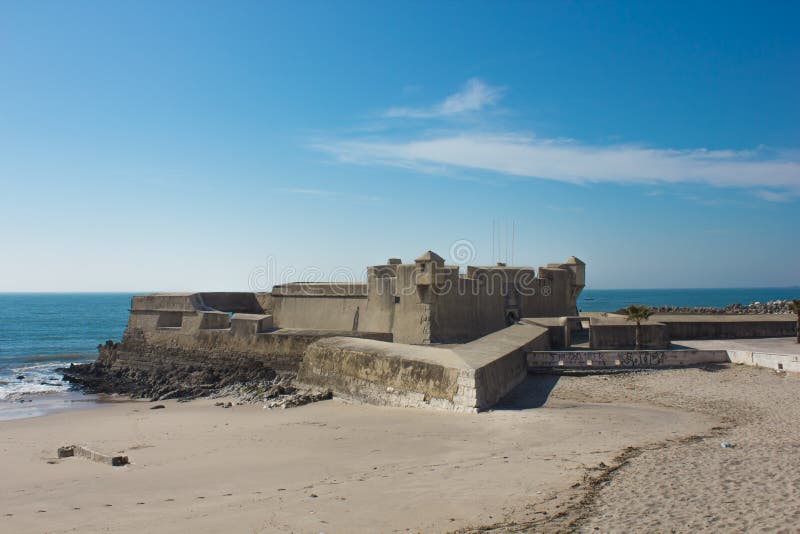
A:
[505,221,508,264]
[496,221,501,264]
[512,220,515,265]
[491,220,495,264]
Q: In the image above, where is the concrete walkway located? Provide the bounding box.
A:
[674,336,800,355]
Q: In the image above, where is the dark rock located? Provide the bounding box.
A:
[58,333,328,411]
[60,336,287,400]
[16,375,25,380]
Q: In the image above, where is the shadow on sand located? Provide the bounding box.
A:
[697,362,729,373]
[493,374,561,410]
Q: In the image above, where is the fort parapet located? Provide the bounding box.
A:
[270,251,585,344]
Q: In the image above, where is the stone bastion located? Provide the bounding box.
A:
[68,252,798,412]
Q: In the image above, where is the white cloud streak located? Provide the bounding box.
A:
[385,78,504,118]
[754,189,793,203]
[276,187,381,203]
[317,134,800,200]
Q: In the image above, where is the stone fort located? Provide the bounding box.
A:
[90,250,796,413]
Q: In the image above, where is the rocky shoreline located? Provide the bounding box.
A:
[210,379,332,409]
[60,340,328,408]
[615,300,798,315]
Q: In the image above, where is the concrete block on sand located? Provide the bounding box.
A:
[57,445,129,467]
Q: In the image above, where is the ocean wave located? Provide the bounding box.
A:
[0,352,95,366]
[0,381,69,401]
[7,361,75,374]
[0,360,73,400]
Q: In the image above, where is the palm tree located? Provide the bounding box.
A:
[790,299,800,344]
[622,304,654,350]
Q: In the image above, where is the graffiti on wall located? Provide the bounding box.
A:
[528,351,668,368]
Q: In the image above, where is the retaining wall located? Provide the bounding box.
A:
[297,338,471,411]
[528,349,729,370]
[652,314,797,340]
[297,322,551,412]
[588,318,670,350]
[454,322,550,408]
[727,350,800,373]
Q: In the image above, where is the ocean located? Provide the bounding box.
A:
[0,293,133,417]
[577,287,800,313]
[0,289,798,415]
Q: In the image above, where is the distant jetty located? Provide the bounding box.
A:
[617,300,796,315]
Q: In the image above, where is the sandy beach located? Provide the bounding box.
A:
[1,363,798,533]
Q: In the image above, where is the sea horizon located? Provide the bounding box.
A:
[1,284,798,294]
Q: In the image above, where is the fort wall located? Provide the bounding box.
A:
[271,295,366,331]
[268,252,585,344]
[296,321,550,412]
[727,349,800,373]
[589,317,671,349]
[652,314,796,339]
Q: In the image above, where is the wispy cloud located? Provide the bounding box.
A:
[384,78,504,118]
[279,188,330,196]
[314,78,800,202]
[754,189,793,203]
[316,133,800,201]
[276,187,381,203]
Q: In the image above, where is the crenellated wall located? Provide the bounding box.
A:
[266,251,585,345]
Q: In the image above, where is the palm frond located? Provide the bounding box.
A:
[622,304,654,322]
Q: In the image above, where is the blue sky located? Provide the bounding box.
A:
[1,1,798,291]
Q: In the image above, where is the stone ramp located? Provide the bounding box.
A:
[296,322,550,412]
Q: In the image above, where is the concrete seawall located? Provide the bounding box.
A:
[66,326,392,400]
[528,342,800,374]
[652,314,796,340]
[727,350,800,373]
[528,349,729,370]
[297,322,550,412]
[298,338,469,411]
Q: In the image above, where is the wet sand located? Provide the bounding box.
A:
[0,391,100,422]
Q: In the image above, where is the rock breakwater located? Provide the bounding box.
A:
[615,300,797,315]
